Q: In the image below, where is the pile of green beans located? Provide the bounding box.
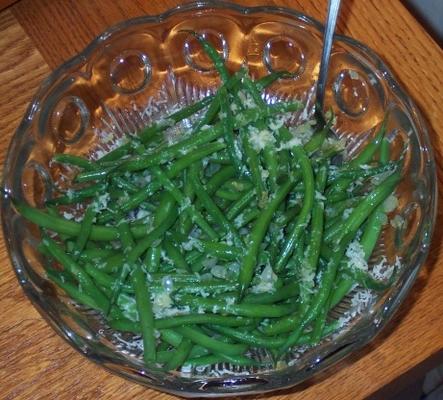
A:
[15,33,401,371]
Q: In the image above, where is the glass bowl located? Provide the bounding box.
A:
[1,0,437,397]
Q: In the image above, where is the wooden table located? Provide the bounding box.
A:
[0,1,442,399]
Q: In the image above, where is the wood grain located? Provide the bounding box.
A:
[0,1,442,399]
[0,0,18,12]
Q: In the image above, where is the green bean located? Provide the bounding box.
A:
[329,204,388,308]
[325,196,363,220]
[177,169,194,237]
[275,146,315,273]
[303,112,334,154]
[234,208,261,229]
[303,163,328,286]
[242,280,299,305]
[160,315,253,329]
[111,176,139,193]
[175,326,247,356]
[163,240,190,272]
[189,162,243,246]
[328,171,400,244]
[122,127,224,172]
[118,220,135,250]
[255,71,288,91]
[84,264,132,292]
[379,137,390,165]
[78,247,116,262]
[156,335,213,364]
[144,246,161,273]
[241,75,266,108]
[350,115,389,168]
[193,68,246,133]
[199,241,241,260]
[274,206,301,228]
[176,295,297,318]
[327,116,388,195]
[127,205,178,263]
[219,86,245,174]
[112,314,254,332]
[159,329,183,347]
[210,325,285,349]
[47,183,106,206]
[151,166,218,240]
[352,268,394,291]
[138,96,213,145]
[74,204,96,256]
[260,311,300,336]
[311,297,330,344]
[241,128,266,205]
[89,72,284,166]
[327,162,398,184]
[46,269,102,311]
[150,273,204,284]
[189,253,206,273]
[166,141,226,178]
[97,253,124,273]
[132,264,156,363]
[88,266,234,295]
[242,77,279,191]
[41,236,109,313]
[166,338,193,370]
[15,201,148,241]
[52,153,96,171]
[156,350,174,364]
[123,103,301,174]
[226,188,255,220]
[214,188,242,201]
[74,164,120,183]
[325,141,394,304]
[278,240,348,354]
[188,31,230,82]
[238,179,295,297]
[208,152,232,164]
[222,179,254,193]
[96,142,133,164]
[99,142,225,223]
[326,190,360,204]
[109,220,137,308]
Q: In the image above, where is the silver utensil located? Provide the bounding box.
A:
[316,0,342,111]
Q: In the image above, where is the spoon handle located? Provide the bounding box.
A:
[317,0,342,111]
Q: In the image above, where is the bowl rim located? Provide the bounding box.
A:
[2,0,437,186]
[1,0,438,396]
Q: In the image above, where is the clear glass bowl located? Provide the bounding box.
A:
[1,1,437,397]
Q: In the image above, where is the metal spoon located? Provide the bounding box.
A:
[316,0,342,112]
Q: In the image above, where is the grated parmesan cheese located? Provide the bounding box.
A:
[92,193,110,213]
[298,266,315,296]
[343,208,353,220]
[248,126,275,152]
[390,215,404,229]
[315,191,326,201]
[337,288,373,328]
[383,194,398,213]
[251,264,278,294]
[345,241,368,272]
[151,291,173,317]
[370,256,394,281]
[63,212,74,220]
